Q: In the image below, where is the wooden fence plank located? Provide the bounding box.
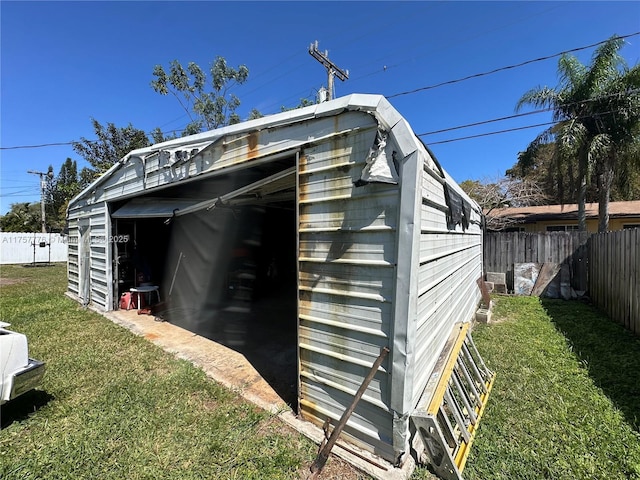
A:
[630,230,636,333]
[484,230,639,336]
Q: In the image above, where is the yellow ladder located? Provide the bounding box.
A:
[412,323,495,480]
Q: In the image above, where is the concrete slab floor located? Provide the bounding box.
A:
[102,308,415,480]
[107,308,287,412]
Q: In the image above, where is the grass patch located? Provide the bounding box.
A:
[436,295,639,480]
[4,265,638,479]
[0,264,364,480]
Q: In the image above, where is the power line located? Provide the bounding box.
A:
[0,104,631,154]
[424,108,622,145]
[0,189,41,198]
[387,32,640,99]
[417,89,640,137]
[262,32,640,117]
[0,141,73,150]
[347,3,564,82]
[425,121,556,145]
[2,32,638,153]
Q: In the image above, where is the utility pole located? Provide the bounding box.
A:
[309,41,349,101]
[27,167,54,233]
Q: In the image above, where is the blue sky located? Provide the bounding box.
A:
[1,1,639,215]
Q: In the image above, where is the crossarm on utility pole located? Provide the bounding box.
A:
[309,41,349,101]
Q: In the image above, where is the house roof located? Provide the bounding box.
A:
[490,200,640,222]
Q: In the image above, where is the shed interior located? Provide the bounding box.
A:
[111,158,300,407]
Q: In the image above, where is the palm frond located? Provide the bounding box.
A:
[558,54,587,89]
[515,86,559,112]
[584,37,626,97]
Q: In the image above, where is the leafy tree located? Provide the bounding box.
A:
[612,145,640,200]
[0,202,42,232]
[247,108,264,120]
[460,177,546,231]
[280,97,315,112]
[507,144,592,205]
[508,142,639,205]
[149,127,178,145]
[585,41,640,230]
[517,36,640,231]
[41,158,85,231]
[151,57,249,136]
[72,119,151,180]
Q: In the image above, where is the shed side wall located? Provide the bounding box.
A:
[411,161,483,408]
[67,202,110,310]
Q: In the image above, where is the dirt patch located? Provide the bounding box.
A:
[252,416,372,479]
[296,455,372,480]
[0,277,25,286]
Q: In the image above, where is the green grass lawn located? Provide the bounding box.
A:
[0,264,364,480]
[439,295,639,480]
[2,265,639,479]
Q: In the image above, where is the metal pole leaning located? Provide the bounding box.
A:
[309,346,389,477]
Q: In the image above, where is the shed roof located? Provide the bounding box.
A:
[74,96,397,203]
[69,94,460,211]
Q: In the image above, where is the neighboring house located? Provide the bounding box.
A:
[490,200,640,232]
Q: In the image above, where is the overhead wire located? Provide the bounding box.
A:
[2,34,638,152]
[128,30,640,135]
[243,2,424,102]
[417,88,640,137]
[1,141,74,150]
[387,31,640,98]
[423,108,624,145]
[348,2,565,83]
[0,189,41,198]
[236,5,436,113]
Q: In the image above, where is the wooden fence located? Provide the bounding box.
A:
[589,229,640,335]
[484,232,590,292]
[484,230,639,335]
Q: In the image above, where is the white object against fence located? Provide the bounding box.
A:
[0,232,68,264]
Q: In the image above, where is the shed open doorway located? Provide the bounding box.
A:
[112,166,300,408]
[164,202,298,407]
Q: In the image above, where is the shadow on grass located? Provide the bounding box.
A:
[542,298,640,432]
[1,390,53,429]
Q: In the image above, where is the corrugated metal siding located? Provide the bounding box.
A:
[67,202,110,310]
[410,163,483,408]
[67,217,79,295]
[298,121,398,461]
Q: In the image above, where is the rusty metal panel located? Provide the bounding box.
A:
[299,230,395,265]
[408,152,484,419]
[76,112,377,211]
[299,192,398,232]
[299,377,396,461]
[298,124,399,463]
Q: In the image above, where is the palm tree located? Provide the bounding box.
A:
[588,45,640,231]
[516,36,640,231]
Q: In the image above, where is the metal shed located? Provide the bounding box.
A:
[67,94,487,474]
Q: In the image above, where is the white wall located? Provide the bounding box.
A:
[0,232,68,264]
